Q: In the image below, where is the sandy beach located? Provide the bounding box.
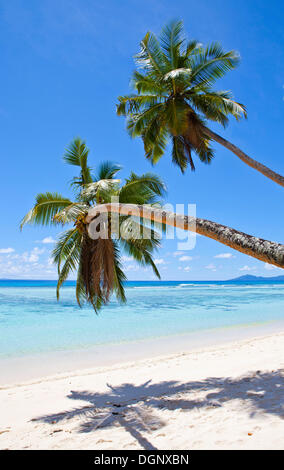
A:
[0,330,284,450]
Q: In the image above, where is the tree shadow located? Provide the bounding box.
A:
[33,369,284,449]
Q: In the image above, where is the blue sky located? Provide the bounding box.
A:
[0,0,283,280]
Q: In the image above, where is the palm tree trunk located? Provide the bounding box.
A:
[203,127,284,188]
[86,204,284,269]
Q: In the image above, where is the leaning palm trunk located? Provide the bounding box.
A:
[203,127,284,188]
[86,204,284,269]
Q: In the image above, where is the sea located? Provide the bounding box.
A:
[0,279,284,360]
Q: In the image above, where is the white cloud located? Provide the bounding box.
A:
[27,247,45,263]
[154,258,166,265]
[0,248,15,254]
[214,253,234,259]
[124,264,139,272]
[239,265,256,272]
[205,263,217,271]
[178,265,191,271]
[0,251,57,279]
[173,251,185,257]
[40,237,56,244]
[179,255,193,262]
[9,247,45,264]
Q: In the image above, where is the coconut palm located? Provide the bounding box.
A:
[117,20,284,187]
[86,203,284,269]
[20,138,166,311]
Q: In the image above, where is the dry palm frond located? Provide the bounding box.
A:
[80,230,115,311]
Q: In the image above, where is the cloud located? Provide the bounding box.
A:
[178,265,191,271]
[239,265,256,272]
[205,263,217,271]
[9,247,45,264]
[0,248,15,254]
[153,258,166,265]
[124,265,139,272]
[214,253,234,259]
[39,237,56,244]
[179,255,193,262]
[0,248,57,279]
[27,247,45,263]
[124,264,150,273]
[173,251,185,257]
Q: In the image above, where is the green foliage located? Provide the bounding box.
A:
[117,20,246,173]
[20,193,73,229]
[21,139,165,311]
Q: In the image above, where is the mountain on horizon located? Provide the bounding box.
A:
[230,274,284,281]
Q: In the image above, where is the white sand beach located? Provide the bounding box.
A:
[0,330,284,450]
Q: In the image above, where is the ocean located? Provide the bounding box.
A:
[0,279,284,360]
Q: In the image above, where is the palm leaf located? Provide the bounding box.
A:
[64,138,92,185]
[20,193,73,229]
[54,203,89,225]
[135,31,166,76]
[81,180,120,204]
[95,161,122,181]
[120,237,161,279]
[189,43,240,87]
[112,240,127,303]
[56,241,81,300]
[52,228,81,274]
[160,20,184,68]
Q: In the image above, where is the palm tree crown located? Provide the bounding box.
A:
[21,138,166,311]
[117,20,246,173]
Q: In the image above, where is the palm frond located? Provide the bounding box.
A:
[160,20,185,68]
[81,180,120,204]
[64,138,92,185]
[185,39,202,58]
[52,228,81,274]
[189,43,240,87]
[172,136,189,173]
[80,233,116,312]
[112,240,127,303]
[131,71,167,95]
[20,193,73,229]
[119,172,166,205]
[95,161,122,181]
[75,254,87,307]
[120,237,161,279]
[127,103,165,139]
[54,203,88,225]
[135,31,166,76]
[56,241,80,300]
[117,94,160,116]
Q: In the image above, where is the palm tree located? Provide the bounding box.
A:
[20,138,166,311]
[117,20,284,187]
[86,204,284,269]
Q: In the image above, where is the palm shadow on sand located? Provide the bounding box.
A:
[34,369,284,450]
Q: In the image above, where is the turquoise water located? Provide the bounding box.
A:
[0,280,284,359]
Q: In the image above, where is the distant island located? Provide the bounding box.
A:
[230,274,284,281]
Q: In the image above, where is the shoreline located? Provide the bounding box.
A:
[1,320,284,387]
[0,329,283,449]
